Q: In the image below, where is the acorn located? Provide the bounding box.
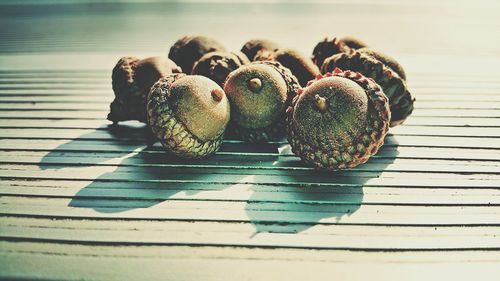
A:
[191,51,250,87]
[321,50,414,126]
[286,68,390,170]
[241,39,281,61]
[109,56,182,124]
[273,48,321,87]
[168,35,226,74]
[254,48,321,87]
[147,74,230,159]
[311,37,351,68]
[358,47,406,81]
[223,61,300,143]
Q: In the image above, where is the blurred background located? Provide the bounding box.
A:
[1,0,499,58]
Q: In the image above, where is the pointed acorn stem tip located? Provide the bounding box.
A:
[211,88,224,102]
[247,77,262,92]
[314,94,327,112]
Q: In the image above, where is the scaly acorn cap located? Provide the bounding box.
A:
[224,61,300,143]
[311,37,351,68]
[147,74,230,159]
[321,51,415,127]
[286,69,391,170]
[358,47,407,81]
[191,51,250,87]
[168,35,226,74]
[241,39,281,61]
[109,56,181,124]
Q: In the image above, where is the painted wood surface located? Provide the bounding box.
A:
[1,1,500,280]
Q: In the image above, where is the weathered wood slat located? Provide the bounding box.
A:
[3,101,500,111]
[2,222,500,250]
[2,168,499,188]
[2,184,500,205]
[2,196,500,226]
[3,140,500,161]
[1,154,499,174]
[2,135,499,150]
[1,241,500,281]
[1,126,500,138]
[1,117,499,128]
[2,108,499,119]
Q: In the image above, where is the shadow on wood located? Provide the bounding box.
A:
[245,141,398,235]
[36,124,398,235]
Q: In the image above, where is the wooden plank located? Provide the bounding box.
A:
[2,196,500,226]
[2,140,500,161]
[1,126,500,138]
[1,108,499,119]
[2,135,499,150]
[1,242,500,281]
[1,117,499,128]
[3,101,500,111]
[2,183,500,206]
[3,164,500,184]
[2,153,499,174]
[2,218,500,250]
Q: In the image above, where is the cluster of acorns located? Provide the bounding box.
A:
[109,35,415,170]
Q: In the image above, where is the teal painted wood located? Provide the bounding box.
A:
[1,1,500,280]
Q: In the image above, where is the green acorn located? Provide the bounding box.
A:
[223,61,300,143]
[286,68,390,170]
[321,50,414,126]
[147,74,230,158]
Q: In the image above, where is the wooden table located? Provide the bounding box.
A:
[1,1,500,280]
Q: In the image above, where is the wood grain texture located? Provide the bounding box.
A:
[1,0,500,280]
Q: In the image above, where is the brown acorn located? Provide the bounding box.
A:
[147,74,230,159]
[168,35,226,74]
[241,39,281,61]
[286,68,390,170]
[274,48,321,87]
[224,61,300,143]
[191,51,250,87]
[358,47,407,81]
[321,50,414,126]
[311,37,351,68]
[109,56,181,124]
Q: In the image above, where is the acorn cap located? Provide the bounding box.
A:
[224,61,300,142]
[241,39,281,61]
[339,36,368,50]
[168,35,226,74]
[147,74,230,159]
[286,69,390,170]
[358,47,407,81]
[321,51,414,126]
[311,37,351,68]
[109,56,182,124]
[191,51,250,87]
[274,48,321,87]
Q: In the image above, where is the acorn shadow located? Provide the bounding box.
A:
[67,149,241,213]
[245,137,400,234]
[36,122,235,213]
[39,121,153,170]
